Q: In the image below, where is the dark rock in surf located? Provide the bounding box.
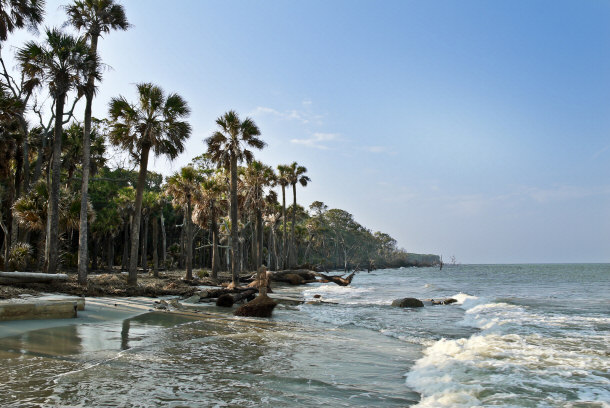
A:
[216,294,234,307]
[234,294,277,318]
[391,297,424,308]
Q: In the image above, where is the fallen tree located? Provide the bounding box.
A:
[318,272,355,286]
[0,272,69,284]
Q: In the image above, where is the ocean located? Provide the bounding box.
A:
[1,264,608,407]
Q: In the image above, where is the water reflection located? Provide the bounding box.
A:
[121,319,130,350]
[0,311,419,407]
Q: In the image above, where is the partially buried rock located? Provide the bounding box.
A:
[234,294,277,318]
[216,294,234,307]
[313,294,321,299]
[391,297,424,308]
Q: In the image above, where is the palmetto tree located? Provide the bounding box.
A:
[108,83,191,286]
[165,165,203,280]
[242,161,276,269]
[65,0,129,285]
[0,0,45,41]
[285,162,310,268]
[205,110,264,286]
[17,28,96,274]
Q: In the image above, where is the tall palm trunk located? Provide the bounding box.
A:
[45,93,65,274]
[77,35,99,285]
[230,154,239,285]
[210,200,219,280]
[128,144,150,285]
[281,185,286,269]
[256,207,263,269]
[160,213,166,267]
[185,195,193,280]
[141,214,149,274]
[290,183,297,268]
[152,216,159,277]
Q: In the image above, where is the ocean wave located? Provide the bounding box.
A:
[406,295,610,407]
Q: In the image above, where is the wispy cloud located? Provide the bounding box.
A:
[290,132,340,150]
[249,106,310,124]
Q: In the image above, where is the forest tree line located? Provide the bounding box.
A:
[0,0,438,287]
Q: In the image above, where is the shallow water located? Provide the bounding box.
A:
[0,264,609,407]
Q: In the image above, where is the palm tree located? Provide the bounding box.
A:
[165,166,203,280]
[242,161,276,269]
[17,28,95,274]
[65,0,129,285]
[108,83,191,286]
[285,162,310,268]
[0,0,45,41]
[205,111,264,286]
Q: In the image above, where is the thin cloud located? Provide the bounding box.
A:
[250,106,310,124]
[290,132,340,150]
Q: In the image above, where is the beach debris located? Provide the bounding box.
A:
[234,294,277,317]
[0,272,69,284]
[318,272,355,286]
[391,298,424,308]
[313,294,321,299]
[234,266,277,318]
[216,294,234,307]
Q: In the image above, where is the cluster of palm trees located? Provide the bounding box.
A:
[0,1,426,286]
[0,0,312,286]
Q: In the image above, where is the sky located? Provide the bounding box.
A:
[3,0,610,263]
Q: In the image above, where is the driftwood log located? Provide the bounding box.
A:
[318,272,355,286]
[269,269,319,284]
[0,272,69,284]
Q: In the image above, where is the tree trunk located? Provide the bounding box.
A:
[256,208,263,269]
[210,200,219,280]
[77,34,99,286]
[185,196,193,280]
[128,145,150,286]
[45,93,65,274]
[290,183,297,268]
[281,185,286,269]
[160,212,166,267]
[179,220,185,269]
[230,154,239,286]
[141,214,149,274]
[152,216,159,277]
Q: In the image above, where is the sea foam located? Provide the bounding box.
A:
[406,293,610,407]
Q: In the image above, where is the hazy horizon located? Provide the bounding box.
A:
[4,0,609,264]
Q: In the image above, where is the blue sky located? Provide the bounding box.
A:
[4,0,610,263]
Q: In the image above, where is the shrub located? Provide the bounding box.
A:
[8,242,33,271]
